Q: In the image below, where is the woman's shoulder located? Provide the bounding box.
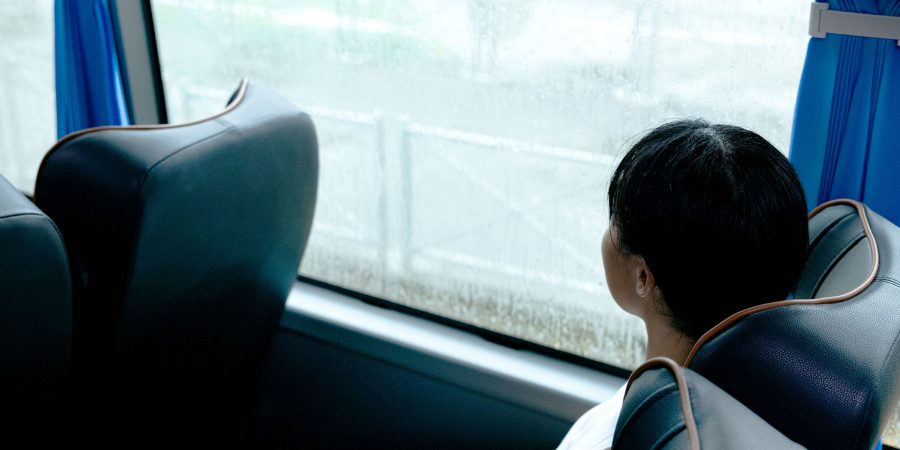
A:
[556,383,627,450]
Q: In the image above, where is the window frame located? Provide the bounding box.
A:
[111,0,168,125]
[299,275,632,377]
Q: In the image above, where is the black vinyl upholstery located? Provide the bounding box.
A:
[613,358,801,450]
[794,203,872,299]
[0,175,72,448]
[34,80,318,444]
[688,201,900,449]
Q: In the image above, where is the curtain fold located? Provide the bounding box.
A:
[54,0,129,138]
[789,0,900,224]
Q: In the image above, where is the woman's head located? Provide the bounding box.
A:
[605,119,808,339]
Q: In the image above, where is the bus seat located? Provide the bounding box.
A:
[34,80,318,444]
[686,199,900,449]
[0,174,71,447]
[613,357,801,449]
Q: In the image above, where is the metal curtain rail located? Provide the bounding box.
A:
[809,2,900,46]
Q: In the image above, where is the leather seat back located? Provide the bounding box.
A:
[35,80,318,443]
[0,175,71,447]
[794,202,874,299]
[687,200,900,449]
[614,358,802,449]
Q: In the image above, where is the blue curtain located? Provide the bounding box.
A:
[54,0,129,138]
[789,0,900,225]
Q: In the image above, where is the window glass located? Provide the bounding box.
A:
[0,0,55,192]
[153,0,804,369]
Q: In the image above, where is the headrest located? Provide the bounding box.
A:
[687,200,900,449]
[34,80,318,442]
[0,174,71,446]
[613,357,801,449]
[795,202,872,299]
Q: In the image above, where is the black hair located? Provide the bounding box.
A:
[608,119,808,339]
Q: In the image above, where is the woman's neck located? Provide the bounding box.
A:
[643,317,696,365]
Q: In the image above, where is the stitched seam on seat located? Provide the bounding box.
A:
[809,209,856,251]
[214,109,309,133]
[0,212,45,221]
[874,277,900,289]
[138,124,235,189]
[811,232,866,298]
[651,422,688,449]
[617,386,680,445]
[798,212,859,298]
[17,214,69,255]
[0,213,65,250]
[617,383,677,430]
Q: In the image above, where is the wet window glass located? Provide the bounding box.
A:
[0,0,55,192]
[155,0,807,368]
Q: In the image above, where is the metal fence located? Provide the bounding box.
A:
[172,83,615,299]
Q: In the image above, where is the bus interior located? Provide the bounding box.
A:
[2,0,900,448]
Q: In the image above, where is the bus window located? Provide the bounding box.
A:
[0,0,54,192]
[150,3,900,441]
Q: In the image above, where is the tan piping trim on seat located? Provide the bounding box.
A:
[33,79,250,202]
[684,199,879,366]
[624,357,701,450]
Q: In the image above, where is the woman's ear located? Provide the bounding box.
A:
[634,258,657,298]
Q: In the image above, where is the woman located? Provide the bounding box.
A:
[558,119,808,449]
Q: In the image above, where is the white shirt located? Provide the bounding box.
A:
[556,384,628,450]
